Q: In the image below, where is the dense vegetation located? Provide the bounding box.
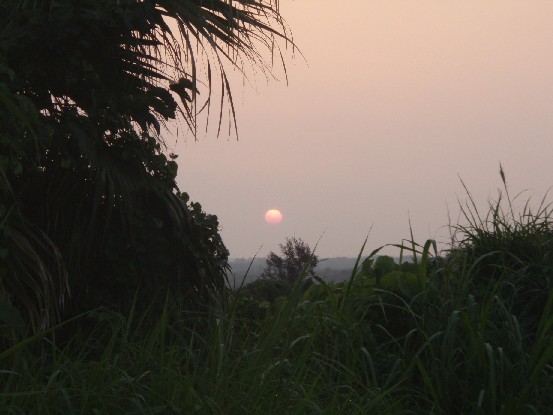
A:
[2,1,553,414]
[0,0,289,329]
[1,186,553,413]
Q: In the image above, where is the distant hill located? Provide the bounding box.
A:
[227,256,399,287]
[227,257,267,287]
[316,257,366,283]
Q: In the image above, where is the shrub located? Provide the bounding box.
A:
[451,185,553,340]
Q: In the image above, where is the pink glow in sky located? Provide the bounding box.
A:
[174,0,553,259]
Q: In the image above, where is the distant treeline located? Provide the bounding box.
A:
[228,256,403,285]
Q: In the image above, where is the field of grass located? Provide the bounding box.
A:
[2,190,553,414]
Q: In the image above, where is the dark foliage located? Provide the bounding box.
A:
[0,0,289,333]
[451,212,553,341]
[241,277,291,303]
[446,174,553,342]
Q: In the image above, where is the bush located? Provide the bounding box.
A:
[241,278,291,303]
[451,188,553,340]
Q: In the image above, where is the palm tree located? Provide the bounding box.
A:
[0,0,293,332]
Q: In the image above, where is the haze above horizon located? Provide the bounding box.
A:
[174,0,553,259]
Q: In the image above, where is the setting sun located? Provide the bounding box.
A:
[264,209,283,224]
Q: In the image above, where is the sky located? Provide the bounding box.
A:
[172,0,553,259]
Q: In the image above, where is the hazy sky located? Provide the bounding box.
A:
[173,0,553,259]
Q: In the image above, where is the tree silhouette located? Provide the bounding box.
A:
[261,237,318,285]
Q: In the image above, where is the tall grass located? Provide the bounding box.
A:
[2,185,553,414]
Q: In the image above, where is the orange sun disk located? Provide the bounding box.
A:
[264,209,282,224]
